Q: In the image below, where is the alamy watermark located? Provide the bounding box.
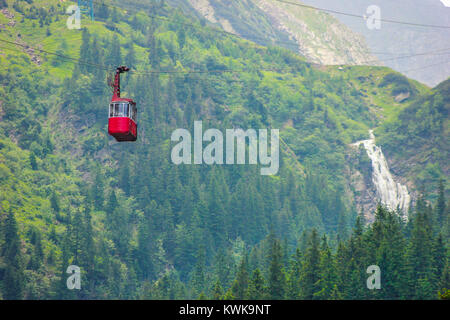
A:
[66,5,81,30]
[171,121,279,176]
[364,5,381,30]
[366,265,381,290]
[66,265,81,290]
[66,1,94,29]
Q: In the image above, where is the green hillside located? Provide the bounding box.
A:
[378,77,450,197]
[0,0,447,300]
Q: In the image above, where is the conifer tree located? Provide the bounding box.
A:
[314,236,338,300]
[406,207,436,299]
[29,152,37,170]
[106,34,122,67]
[125,42,136,69]
[436,179,446,225]
[3,210,24,299]
[79,28,91,73]
[300,229,321,299]
[91,170,105,211]
[28,228,44,271]
[268,237,285,299]
[433,234,447,291]
[191,247,206,297]
[246,268,266,300]
[285,248,302,299]
[231,256,249,299]
[50,191,60,214]
[212,280,223,300]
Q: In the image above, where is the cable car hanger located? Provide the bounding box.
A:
[108,66,138,142]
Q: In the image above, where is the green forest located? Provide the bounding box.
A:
[0,0,448,300]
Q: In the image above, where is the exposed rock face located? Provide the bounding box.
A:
[252,0,375,65]
[350,130,410,221]
[188,0,236,33]
[189,0,218,23]
[169,0,376,65]
[347,163,379,223]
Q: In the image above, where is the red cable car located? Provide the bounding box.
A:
[108,66,137,142]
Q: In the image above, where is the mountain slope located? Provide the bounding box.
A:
[166,0,376,64]
[0,0,446,300]
[378,77,450,197]
[300,0,450,86]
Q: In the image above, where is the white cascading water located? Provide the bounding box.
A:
[352,130,410,215]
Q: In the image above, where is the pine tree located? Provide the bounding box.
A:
[54,234,73,299]
[191,247,206,297]
[314,236,338,300]
[177,27,186,50]
[3,210,24,299]
[79,28,91,73]
[285,248,302,299]
[184,88,194,127]
[91,170,105,211]
[406,206,436,299]
[246,268,266,299]
[368,207,407,299]
[106,34,122,67]
[206,172,227,249]
[433,234,447,291]
[268,237,285,299]
[105,190,118,227]
[231,256,249,299]
[118,163,131,196]
[28,228,44,271]
[137,201,157,280]
[71,211,83,265]
[125,42,136,69]
[438,261,450,298]
[222,289,235,300]
[147,19,158,68]
[81,207,96,298]
[212,280,223,300]
[89,37,104,96]
[436,179,446,225]
[212,249,232,292]
[29,152,37,170]
[300,229,321,299]
[50,191,60,214]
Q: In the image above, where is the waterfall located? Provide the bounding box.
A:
[352,130,410,216]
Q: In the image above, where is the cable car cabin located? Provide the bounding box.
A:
[108,100,137,142]
[108,66,138,142]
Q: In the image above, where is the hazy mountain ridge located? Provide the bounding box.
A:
[300,0,450,86]
[166,0,376,65]
[168,0,450,86]
[252,0,374,65]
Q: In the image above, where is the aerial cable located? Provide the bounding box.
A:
[401,60,450,73]
[275,0,450,29]
[0,37,297,75]
[84,0,450,55]
[1,37,449,84]
[86,0,299,46]
[0,41,249,83]
[6,42,445,89]
[0,39,112,71]
[337,48,450,67]
[3,36,448,75]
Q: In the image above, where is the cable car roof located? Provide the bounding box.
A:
[110,97,136,104]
